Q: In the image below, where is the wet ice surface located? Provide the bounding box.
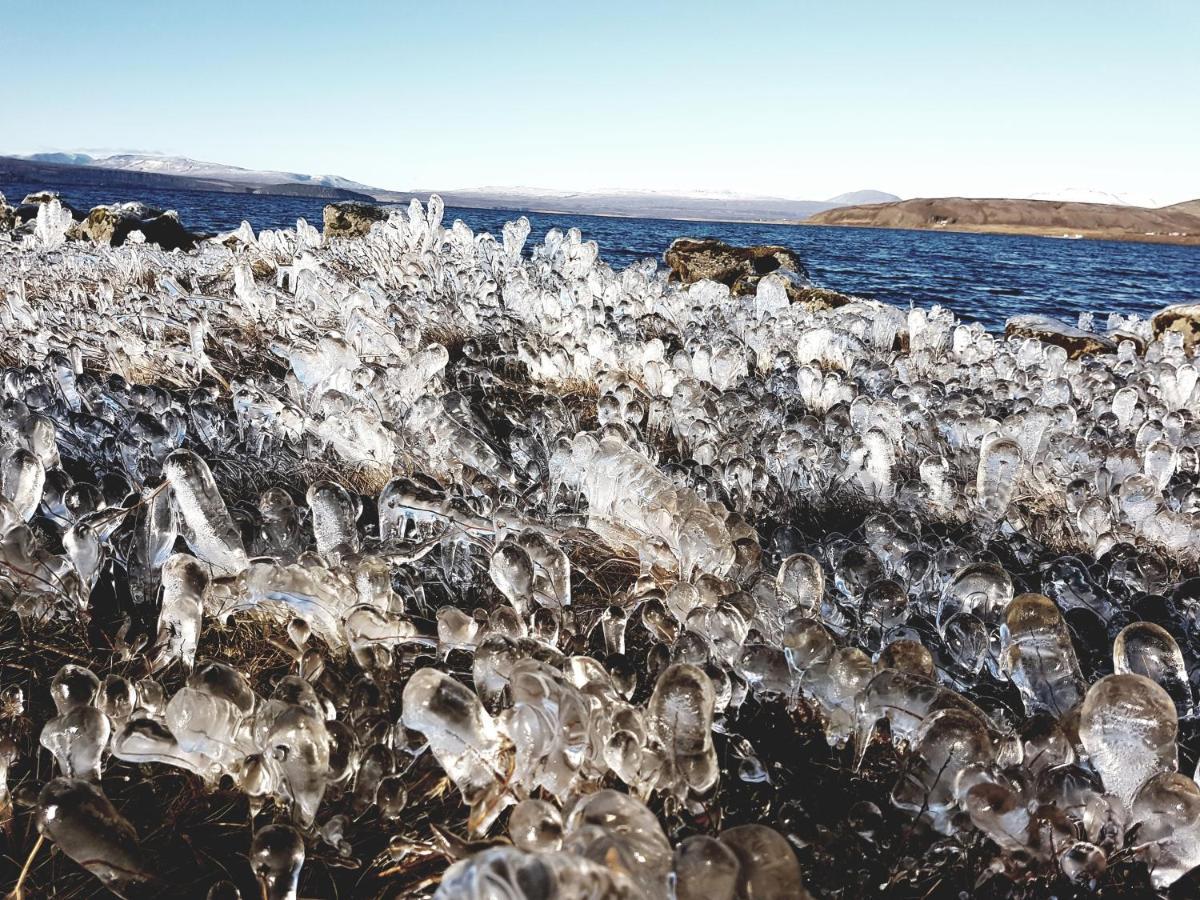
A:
[3,197,1200,897]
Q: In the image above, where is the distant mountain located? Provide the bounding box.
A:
[24,152,96,166]
[0,155,375,202]
[6,150,916,224]
[17,151,376,193]
[806,197,1200,245]
[826,190,899,205]
[1164,199,1200,217]
[371,186,881,224]
[6,152,893,223]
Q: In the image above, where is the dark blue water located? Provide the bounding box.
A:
[5,179,1197,331]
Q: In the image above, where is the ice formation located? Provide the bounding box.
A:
[2,195,1200,897]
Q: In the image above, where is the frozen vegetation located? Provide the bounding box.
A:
[3,194,1200,897]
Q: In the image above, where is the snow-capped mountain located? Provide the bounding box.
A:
[388,184,890,223]
[9,149,904,223]
[825,190,900,205]
[22,152,96,166]
[457,185,884,203]
[19,151,377,193]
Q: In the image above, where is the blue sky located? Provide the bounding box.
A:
[2,0,1197,203]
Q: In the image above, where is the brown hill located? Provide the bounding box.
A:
[807,197,1200,245]
[1164,199,1200,217]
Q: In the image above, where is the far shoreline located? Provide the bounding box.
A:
[379,202,1200,248]
[7,178,1200,250]
[793,219,1200,248]
[376,200,1200,248]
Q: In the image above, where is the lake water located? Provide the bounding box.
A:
[4,179,1197,331]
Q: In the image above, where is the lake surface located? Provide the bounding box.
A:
[4,178,1197,331]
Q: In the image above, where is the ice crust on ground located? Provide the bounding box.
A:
[2,196,1200,896]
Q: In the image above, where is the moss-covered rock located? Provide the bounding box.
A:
[788,285,853,311]
[323,202,387,240]
[1151,302,1200,351]
[82,203,199,250]
[663,237,842,308]
[1005,314,1116,358]
[665,237,803,288]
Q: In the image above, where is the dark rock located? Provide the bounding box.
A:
[323,202,387,240]
[0,193,13,232]
[82,203,199,251]
[16,191,82,224]
[21,190,64,205]
[1151,303,1200,351]
[1004,314,1115,358]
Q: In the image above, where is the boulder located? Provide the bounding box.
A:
[666,237,804,289]
[1151,303,1200,351]
[82,203,199,251]
[323,202,387,240]
[16,191,81,225]
[664,237,843,307]
[1004,315,1115,358]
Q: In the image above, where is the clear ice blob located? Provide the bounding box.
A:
[509,798,564,852]
[401,668,510,833]
[37,778,150,888]
[153,552,209,671]
[719,824,812,900]
[646,663,718,797]
[1113,621,1194,717]
[263,701,330,827]
[489,539,534,617]
[40,704,111,780]
[250,823,305,900]
[976,434,1022,522]
[892,708,994,831]
[1000,593,1085,717]
[307,480,360,554]
[1078,673,1178,808]
[939,562,1013,628]
[50,664,100,714]
[776,552,824,614]
[163,449,248,575]
[0,445,45,521]
[673,834,741,900]
[1130,772,1200,888]
[1059,840,1108,887]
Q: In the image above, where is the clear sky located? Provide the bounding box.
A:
[3,0,1198,204]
